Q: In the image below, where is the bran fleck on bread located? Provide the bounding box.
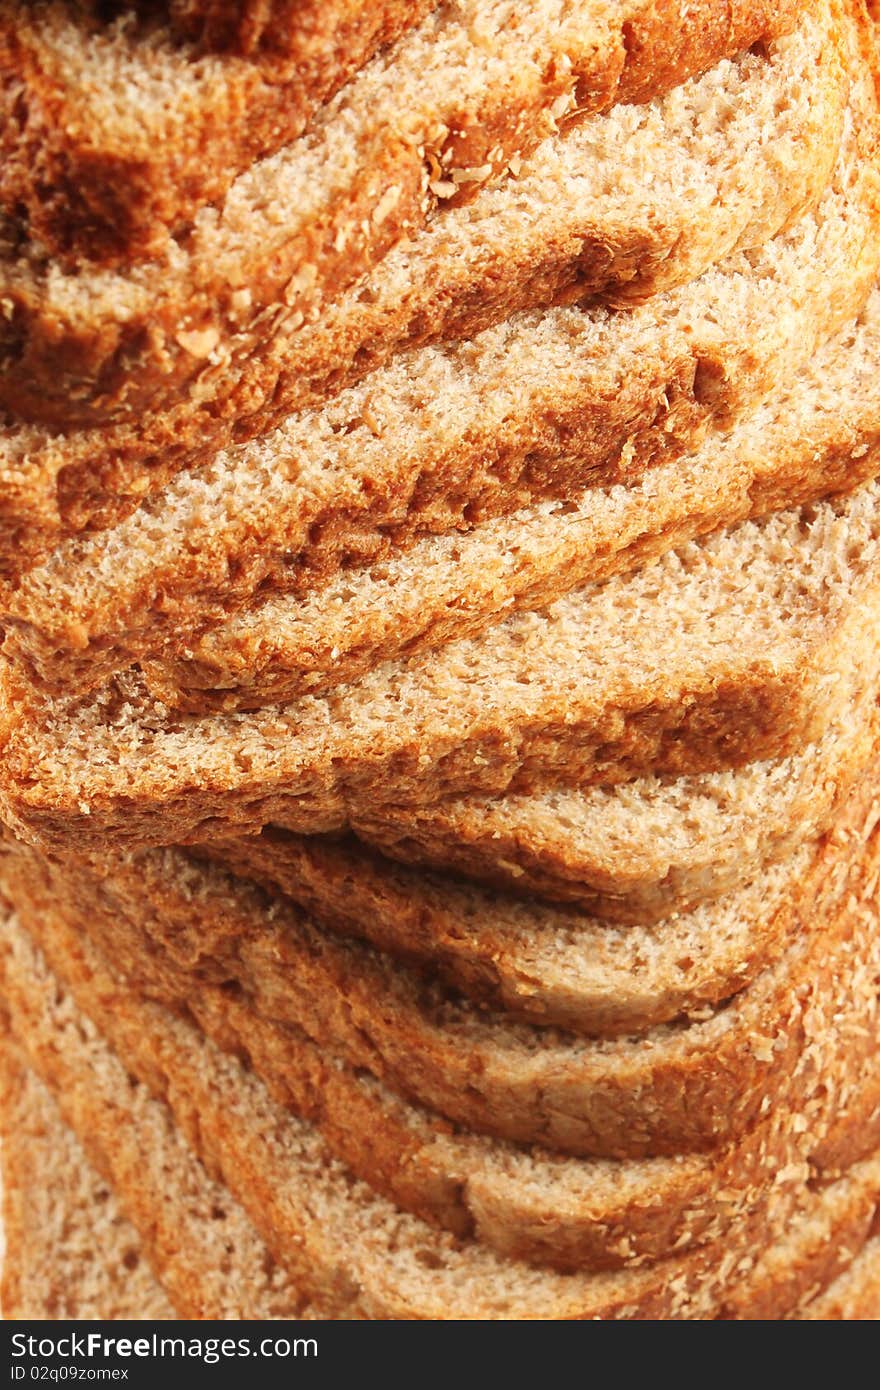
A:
[0,1046,176,1320]
[141,280,880,718]
[347,700,880,925]
[6,785,880,1271]
[0,0,841,434]
[5,482,880,856]
[5,911,880,1319]
[4,59,878,663]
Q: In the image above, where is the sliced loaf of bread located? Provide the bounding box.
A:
[5,61,878,667]
[5,910,880,1319]
[7,1056,879,1321]
[348,699,880,923]
[5,481,880,855]
[0,1020,323,1319]
[0,0,843,432]
[212,710,880,994]
[141,279,880,716]
[8,1042,877,1320]
[5,780,880,1167]
[7,794,880,1270]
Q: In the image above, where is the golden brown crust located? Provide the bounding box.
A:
[8,1040,880,1319]
[4,482,880,861]
[347,707,880,929]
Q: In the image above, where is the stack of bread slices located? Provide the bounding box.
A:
[1,0,880,1320]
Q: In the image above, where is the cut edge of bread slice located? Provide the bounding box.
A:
[142,274,880,720]
[4,906,880,1320]
[0,0,811,418]
[347,695,880,926]
[3,1049,878,1320]
[6,479,880,856]
[4,773,880,1183]
[5,34,878,680]
[0,1040,177,1319]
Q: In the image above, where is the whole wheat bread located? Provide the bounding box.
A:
[5,782,880,1172]
[6,1053,880,1319]
[0,0,437,268]
[142,278,880,718]
[5,480,880,856]
[6,785,880,1269]
[4,62,878,668]
[5,912,880,1319]
[0,1028,323,1319]
[0,1045,176,1320]
[346,699,880,924]
[210,712,880,1011]
[0,0,841,435]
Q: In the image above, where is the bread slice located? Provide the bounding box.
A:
[0,1030,324,1320]
[9,785,880,1271]
[0,0,845,438]
[0,0,437,268]
[5,909,880,1320]
[5,44,878,668]
[9,1057,880,1323]
[143,278,880,718]
[347,699,880,924]
[5,773,880,1180]
[0,1045,176,1319]
[6,1052,880,1321]
[209,716,880,1011]
[7,476,880,856]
